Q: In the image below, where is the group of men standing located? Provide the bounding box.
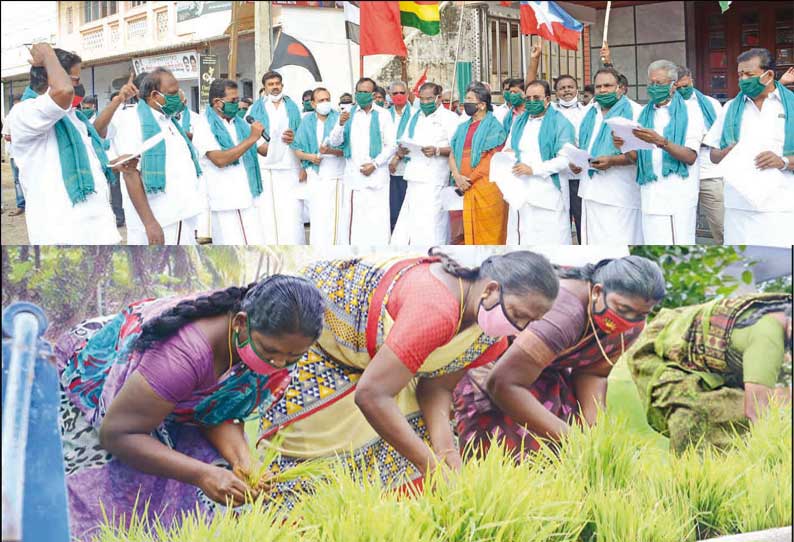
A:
[4,42,792,247]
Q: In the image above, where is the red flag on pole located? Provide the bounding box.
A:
[360,1,407,57]
[412,66,428,95]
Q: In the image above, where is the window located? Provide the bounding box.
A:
[84,1,118,23]
[66,7,74,33]
[129,1,147,7]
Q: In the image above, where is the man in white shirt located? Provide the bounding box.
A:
[192,78,268,245]
[675,66,725,244]
[386,80,412,232]
[329,77,396,245]
[578,67,644,245]
[291,87,348,244]
[249,70,304,244]
[493,77,512,123]
[706,48,794,247]
[111,68,204,245]
[391,82,459,245]
[9,43,120,244]
[616,59,701,245]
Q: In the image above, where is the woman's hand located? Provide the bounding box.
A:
[197,464,252,506]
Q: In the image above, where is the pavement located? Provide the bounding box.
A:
[698,527,793,542]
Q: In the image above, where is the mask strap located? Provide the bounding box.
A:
[588,284,615,367]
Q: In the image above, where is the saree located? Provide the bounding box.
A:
[624,293,791,453]
[460,143,508,244]
[256,255,508,510]
[54,294,290,540]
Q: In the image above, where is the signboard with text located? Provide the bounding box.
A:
[200,54,219,109]
[133,51,199,81]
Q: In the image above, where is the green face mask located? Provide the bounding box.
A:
[506,91,524,107]
[594,92,620,108]
[375,99,386,108]
[81,108,96,119]
[355,91,374,107]
[236,108,248,119]
[156,91,185,116]
[221,100,239,118]
[676,85,694,100]
[420,100,438,115]
[738,72,771,98]
[303,100,314,112]
[647,83,673,105]
[525,99,546,115]
[503,90,510,101]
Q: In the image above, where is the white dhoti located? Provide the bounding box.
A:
[580,200,643,245]
[641,207,697,245]
[259,169,307,245]
[390,182,450,245]
[126,215,199,246]
[344,184,391,245]
[307,171,346,245]
[210,206,266,245]
[724,208,794,247]
[506,204,572,245]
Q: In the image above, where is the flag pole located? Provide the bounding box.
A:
[450,1,466,101]
[601,1,612,63]
[346,36,355,92]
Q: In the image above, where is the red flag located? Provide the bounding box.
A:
[360,1,407,57]
[412,66,428,95]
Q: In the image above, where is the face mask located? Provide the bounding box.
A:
[420,100,438,115]
[647,83,673,105]
[525,99,546,115]
[558,95,579,107]
[502,90,510,102]
[676,85,694,100]
[315,101,333,116]
[355,91,374,107]
[155,91,184,116]
[236,108,248,119]
[591,289,644,335]
[72,84,86,109]
[506,91,524,107]
[738,72,771,98]
[391,94,408,106]
[220,100,239,118]
[81,108,95,119]
[269,91,284,103]
[303,100,314,112]
[463,102,479,116]
[594,92,620,108]
[233,320,289,376]
[477,288,523,337]
[375,99,386,108]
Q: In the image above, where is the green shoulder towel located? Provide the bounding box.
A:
[181,107,192,132]
[21,86,96,205]
[74,108,116,186]
[390,103,413,141]
[341,106,383,160]
[509,106,575,190]
[692,88,716,130]
[720,81,794,155]
[579,95,633,177]
[205,107,262,198]
[450,111,506,170]
[247,95,302,139]
[290,110,342,172]
[636,92,689,185]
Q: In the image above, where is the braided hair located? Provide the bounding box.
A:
[557,256,666,302]
[133,275,325,352]
[428,248,559,301]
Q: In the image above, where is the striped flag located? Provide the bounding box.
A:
[718,1,732,13]
[399,1,440,36]
[343,1,360,44]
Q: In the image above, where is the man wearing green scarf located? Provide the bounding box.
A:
[615,59,700,245]
[112,68,205,245]
[674,65,724,244]
[705,48,794,247]
[387,80,412,232]
[502,80,576,244]
[391,82,460,245]
[192,78,269,245]
[494,78,526,134]
[328,77,396,245]
[8,43,120,244]
[578,67,644,245]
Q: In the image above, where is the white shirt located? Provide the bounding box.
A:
[578,102,642,209]
[402,107,459,185]
[192,112,257,211]
[329,104,396,190]
[639,100,702,215]
[112,106,204,229]
[552,100,591,139]
[493,103,510,123]
[389,106,411,176]
[314,115,345,179]
[683,92,722,180]
[258,97,300,170]
[504,113,569,210]
[9,90,120,244]
[704,89,793,212]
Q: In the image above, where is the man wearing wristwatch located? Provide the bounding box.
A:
[613,59,702,245]
[705,48,794,248]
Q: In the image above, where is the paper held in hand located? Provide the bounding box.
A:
[107,131,165,168]
[397,137,425,157]
[559,143,591,172]
[604,117,656,152]
[716,139,790,210]
[488,151,527,208]
[440,185,464,211]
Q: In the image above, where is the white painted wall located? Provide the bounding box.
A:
[0,1,58,80]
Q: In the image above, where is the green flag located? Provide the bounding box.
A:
[718,1,732,13]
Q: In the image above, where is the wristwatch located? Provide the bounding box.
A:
[780,155,791,171]
[434,147,440,157]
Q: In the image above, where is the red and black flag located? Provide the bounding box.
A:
[268,32,323,82]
